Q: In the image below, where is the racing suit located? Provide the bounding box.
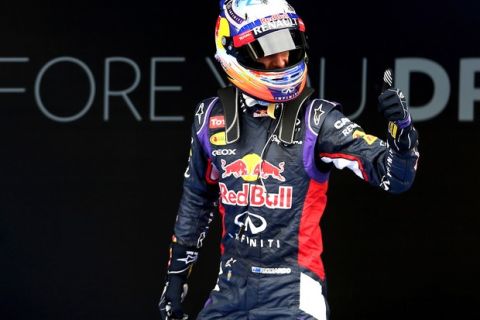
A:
[172,90,419,320]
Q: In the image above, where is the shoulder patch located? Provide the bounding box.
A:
[194,97,219,135]
[306,99,341,136]
[194,97,220,159]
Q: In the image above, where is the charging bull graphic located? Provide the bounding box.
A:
[220,154,285,182]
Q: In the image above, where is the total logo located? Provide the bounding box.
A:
[209,116,225,129]
[220,153,285,182]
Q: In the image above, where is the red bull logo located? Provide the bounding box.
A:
[220,154,291,209]
[221,159,248,178]
[254,161,286,182]
[221,154,286,182]
[219,183,293,209]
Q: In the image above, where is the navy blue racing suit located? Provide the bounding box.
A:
[173,89,419,319]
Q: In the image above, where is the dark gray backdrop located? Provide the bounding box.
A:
[1,1,479,319]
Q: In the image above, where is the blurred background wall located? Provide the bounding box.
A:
[1,1,479,319]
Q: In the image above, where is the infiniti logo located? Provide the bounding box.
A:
[281,87,295,94]
[234,211,267,234]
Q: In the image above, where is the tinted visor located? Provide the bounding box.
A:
[236,28,306,69]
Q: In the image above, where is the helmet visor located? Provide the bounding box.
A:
[251,29,297,58]
[235,28,306,69]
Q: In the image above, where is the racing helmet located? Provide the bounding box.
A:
[215,0,308,102]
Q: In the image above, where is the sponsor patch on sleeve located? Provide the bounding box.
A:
[352,130,378,145]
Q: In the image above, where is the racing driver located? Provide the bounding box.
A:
[159,0,419,319]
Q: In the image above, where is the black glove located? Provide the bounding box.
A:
[378,88,410,122]
[159,240,198,320]
[159,276,189,320]
[378,88,418,152]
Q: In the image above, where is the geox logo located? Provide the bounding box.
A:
[212,149,236,156]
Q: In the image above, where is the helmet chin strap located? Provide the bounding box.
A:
[217,86,314,145]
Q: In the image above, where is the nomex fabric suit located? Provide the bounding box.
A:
[172,90,419,319]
